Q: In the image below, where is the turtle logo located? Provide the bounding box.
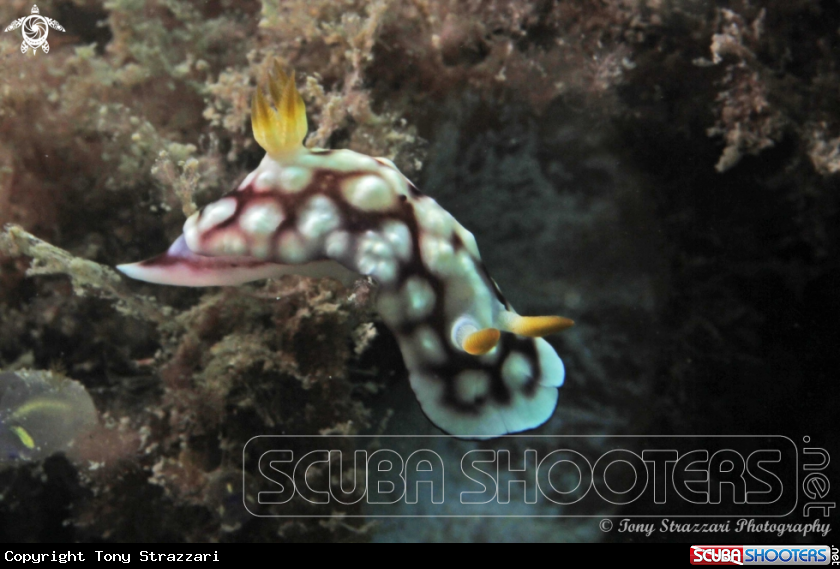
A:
[4,5,65,54]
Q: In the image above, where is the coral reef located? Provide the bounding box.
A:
[0,0,837,543]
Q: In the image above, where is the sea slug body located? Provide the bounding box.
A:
[118,63,573,439]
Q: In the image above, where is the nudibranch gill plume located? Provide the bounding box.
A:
[118,64,574,439]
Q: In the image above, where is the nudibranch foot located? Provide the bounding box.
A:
[118,63,574,439]
[117,236,359,288]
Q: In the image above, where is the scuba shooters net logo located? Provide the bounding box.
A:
[690,545,833,565]
[240,435,827,518]
[3,5,65,54]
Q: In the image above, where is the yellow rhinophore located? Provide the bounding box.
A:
[499,313,575,338]
[251,61,308,156]
[463,328,501,355]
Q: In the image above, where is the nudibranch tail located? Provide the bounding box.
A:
[116,236,360,288]
[117,236,288,287]
[251,63,308,156]
[117,62,575,440]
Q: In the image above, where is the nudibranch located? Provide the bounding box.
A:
[118,64,574,439]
